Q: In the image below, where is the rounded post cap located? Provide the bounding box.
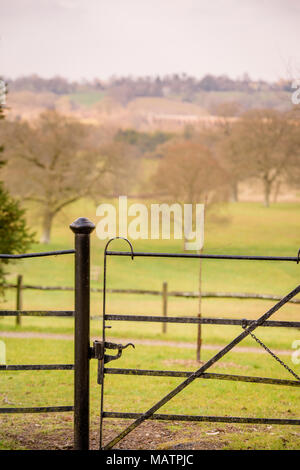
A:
[70,217,95,234]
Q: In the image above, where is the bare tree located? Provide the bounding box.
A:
[216,123,251,202]
[152,138,229,361]
[2,111,128,243]
[212,102,246,202]
[153,138,228,216]
[97,140,140,197]
[227,109,296,207]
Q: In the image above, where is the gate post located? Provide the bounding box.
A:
[70,217,95,450]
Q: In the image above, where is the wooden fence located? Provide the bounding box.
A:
[3,276,300,331]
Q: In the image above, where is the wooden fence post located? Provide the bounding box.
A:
[162,281,168,334]
[16,274,23,326]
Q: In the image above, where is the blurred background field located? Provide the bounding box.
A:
[1,199,300,351]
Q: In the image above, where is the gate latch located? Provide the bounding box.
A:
[91,340,135,385]
[91,340,135,364]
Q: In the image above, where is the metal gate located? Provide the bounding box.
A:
[95,238,300,450]
[1,219,300,450]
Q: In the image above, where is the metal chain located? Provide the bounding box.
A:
[242,321,300,381]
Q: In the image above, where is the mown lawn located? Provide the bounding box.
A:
[0,336,299,450]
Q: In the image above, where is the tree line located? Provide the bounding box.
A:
[6,73,292,98]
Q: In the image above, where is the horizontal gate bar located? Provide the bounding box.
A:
[106,251,300,262]
[0,406,74,414]
[0,364,74,371]
[103,411,300,426]
[0,311,74,317]
[104,368,300,387]
[104,314,300,328]
[0,250,75,259]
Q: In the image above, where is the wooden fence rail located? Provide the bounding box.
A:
[3,279,300,331]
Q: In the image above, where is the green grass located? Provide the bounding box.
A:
[0,336,299,449]
[2,200,300,297]
[0,200,299,449]
[1,200,300,346]
[67,91,106,107]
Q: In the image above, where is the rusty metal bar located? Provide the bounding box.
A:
[104,314,300,328]
[0,250,75,259]
[15,274,23,326]
[0,406,74,414]
[106,250,300,262]
[3,311,299,326]
[103,284,300,449]
[104,368,300,387]
[103,411,300,426]
[0,364,74,370]
[99,237,135,450]
[70,217,95,451]
[162,281,168,334]
[0,310,74,316]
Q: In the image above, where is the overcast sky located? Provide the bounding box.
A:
[1,0,300,82]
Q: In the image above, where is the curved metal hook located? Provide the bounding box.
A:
[104,237,134,260]
[122,342,135,350]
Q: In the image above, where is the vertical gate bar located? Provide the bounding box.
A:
[70,217,95,451]
[196,252,203,362]
[99,250,107,450]
[162,281,168,334]
[99,237,135,450]
[16,274,23,326]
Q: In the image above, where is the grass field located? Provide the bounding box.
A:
[0,200,300,449]
[67,91,106,108]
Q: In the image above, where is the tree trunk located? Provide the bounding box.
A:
[183,207,195,251]
[273,181,281,203]
[231,181,239,202]
[263,180,271,207]
[40,211,54,244]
